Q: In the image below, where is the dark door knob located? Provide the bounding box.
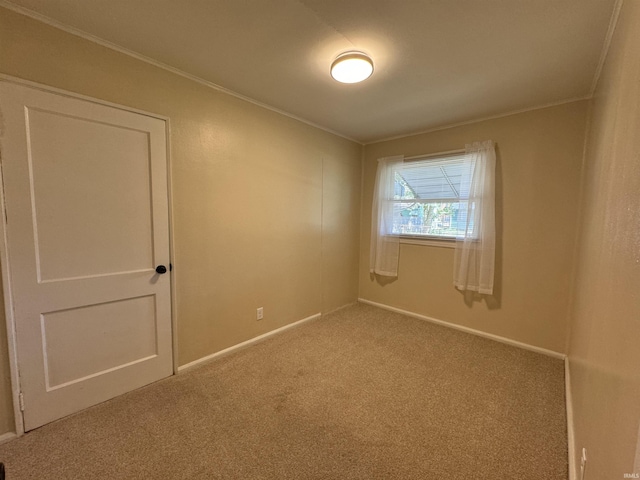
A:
[155,265,167,274]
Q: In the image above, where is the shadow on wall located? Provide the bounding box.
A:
[372,275,397,287]
[461,144,503,311]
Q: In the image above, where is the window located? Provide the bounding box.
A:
[391,153,476,239]
[370,142,495,291]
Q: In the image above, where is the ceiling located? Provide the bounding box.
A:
[3,0,617,143]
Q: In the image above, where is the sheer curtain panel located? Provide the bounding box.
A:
[369,155,404,276]
[453,141,496,294]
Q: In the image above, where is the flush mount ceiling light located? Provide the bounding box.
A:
[330,51,374,84]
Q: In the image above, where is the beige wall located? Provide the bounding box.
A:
[360,101,589,353]
[568,1,640,477]
[322,153,362,313]
[0,8,362,434]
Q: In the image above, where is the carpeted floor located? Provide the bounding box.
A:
[0,304,567,479]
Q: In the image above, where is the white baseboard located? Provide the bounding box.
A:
[0,432,17,445]
[357,298,566,359]
[177,312,322,372]
[565,357,576,480]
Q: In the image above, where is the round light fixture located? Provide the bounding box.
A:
[330,51,374,84]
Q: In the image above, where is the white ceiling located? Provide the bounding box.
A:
[3,0,617,143]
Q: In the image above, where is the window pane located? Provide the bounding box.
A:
[391,154,476,238]
[390,201,469,237]
[395,155,470,202]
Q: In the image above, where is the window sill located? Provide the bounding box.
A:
[399,235,456,249]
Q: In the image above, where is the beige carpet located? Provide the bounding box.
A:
[0,304,567,479]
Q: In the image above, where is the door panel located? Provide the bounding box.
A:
[27,107,155,282]
[0,81,173,431]
[42,295,158,389]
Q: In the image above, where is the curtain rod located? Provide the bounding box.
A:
[404,148,465,161]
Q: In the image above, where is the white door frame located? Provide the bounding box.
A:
[0,74,179,436]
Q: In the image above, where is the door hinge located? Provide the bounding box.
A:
[18,392,24,411]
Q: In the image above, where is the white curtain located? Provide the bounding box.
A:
[453,141,496,294]
[369,155,403,277]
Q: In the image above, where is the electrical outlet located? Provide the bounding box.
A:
[256,307,263,321]
[580,448,587,480]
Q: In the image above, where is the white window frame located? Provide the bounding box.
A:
[393,149,470,248]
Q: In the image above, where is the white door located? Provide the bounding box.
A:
[0,81,173,431]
